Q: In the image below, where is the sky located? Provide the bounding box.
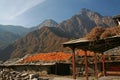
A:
[0,0,120,27]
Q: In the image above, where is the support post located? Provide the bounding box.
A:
[72,48,76,79]
[85,51,88,80]
[102,53,106,76]
[55,63,57,75]
[94,53,98,79]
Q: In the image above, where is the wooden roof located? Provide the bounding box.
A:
[63,36,120,53]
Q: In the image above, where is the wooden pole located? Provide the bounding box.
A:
[85,51,88,80]
[94,53,98,79]
[55,63,57,75]
[72,48,76,79]
[102,53,106,76]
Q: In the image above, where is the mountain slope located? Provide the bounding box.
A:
[0,25,30,49]
[0,8,115,60]
[10,26,69,58]
[0,29,20,49]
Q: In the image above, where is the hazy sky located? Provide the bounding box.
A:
[0,0,120,27]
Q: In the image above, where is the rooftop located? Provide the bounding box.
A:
[63,35,120,52]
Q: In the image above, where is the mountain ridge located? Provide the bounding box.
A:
[57,8,114,38]
[0,25,30,36]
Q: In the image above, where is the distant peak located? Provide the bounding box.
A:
[44,19,56,21]
[79,8,94,14]
[81,8,91,12]
[36,19,58,29]
[43,19,58,24]
[78,8,102,17]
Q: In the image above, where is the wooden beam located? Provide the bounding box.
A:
[72,48,76,79]
[94,53,98,79]
[102,53,106,76]
[85,51,88,80]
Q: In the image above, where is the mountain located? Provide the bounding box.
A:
[31,19,58,30]
[57,8,115,38]
[0,25,30,49]
[0,8,115,60]
[0,29,20,49]
[0,25,30,36]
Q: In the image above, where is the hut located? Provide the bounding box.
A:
[8,52,72,76]
[63,36,120,80]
